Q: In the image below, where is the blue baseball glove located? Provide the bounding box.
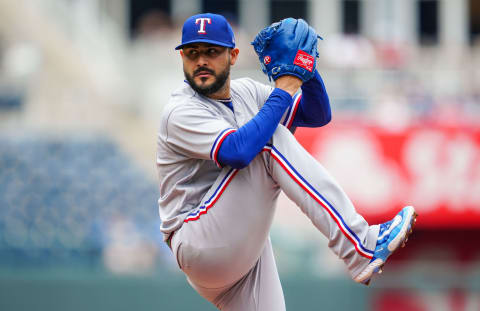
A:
[251,18,321,82]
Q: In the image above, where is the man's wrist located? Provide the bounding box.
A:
[275,75,303,97]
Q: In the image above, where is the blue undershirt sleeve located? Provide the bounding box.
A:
[291,70,331,128]
[217,88,293,169]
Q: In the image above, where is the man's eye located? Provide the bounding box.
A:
[207,49,218,55]
[184,50,197,58]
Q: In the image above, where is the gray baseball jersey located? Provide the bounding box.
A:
[157,79,379,310]
[157,78,294,238]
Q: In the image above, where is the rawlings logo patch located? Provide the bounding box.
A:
[293,50,314,72]
[264,55,271,65]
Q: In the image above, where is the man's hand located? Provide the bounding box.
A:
[275,75,302,97]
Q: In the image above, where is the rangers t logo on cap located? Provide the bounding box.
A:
[196,17,211,34]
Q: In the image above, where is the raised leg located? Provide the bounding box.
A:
[265,126,380,278]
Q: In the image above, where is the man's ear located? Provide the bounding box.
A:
[180,50,184,57]
[230,48,239,65]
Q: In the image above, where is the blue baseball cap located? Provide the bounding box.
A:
[175,13,236,50]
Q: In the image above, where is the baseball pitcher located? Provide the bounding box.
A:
[156,13,417,311]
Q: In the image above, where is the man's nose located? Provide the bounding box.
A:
[196,53,208,66]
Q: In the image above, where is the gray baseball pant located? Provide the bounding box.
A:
[171,125,379,310]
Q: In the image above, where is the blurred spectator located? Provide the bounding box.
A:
[135,10,174,39]
[370,83,412,131]
[320,34,376,68]
[0,39,40,111]
[127,10,180,120]
[103,216,157,275]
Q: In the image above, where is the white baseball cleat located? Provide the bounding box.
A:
[354,206,417,285]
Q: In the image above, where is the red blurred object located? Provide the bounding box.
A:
[372,290,427,311]
[295,122,480,228]
[450,288,467,311]
[372,287,477,311]
[375,43,407,68]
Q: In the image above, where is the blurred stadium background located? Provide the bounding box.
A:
[0,0,479,310]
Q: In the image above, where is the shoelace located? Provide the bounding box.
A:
[377,220,394,243]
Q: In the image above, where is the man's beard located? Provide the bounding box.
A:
[184,65,230,97]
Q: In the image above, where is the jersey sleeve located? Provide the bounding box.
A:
[290,70,331,128]
[164,104,236,167]
[217,88,293,169]
[281,93,302,129]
